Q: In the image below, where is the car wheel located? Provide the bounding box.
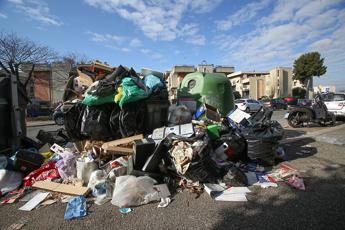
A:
[55,116,64,126]
[245,107,250,113]
[272,105,277,110]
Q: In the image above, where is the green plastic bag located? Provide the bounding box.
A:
[82,93,115,106]
[119,78,148,108]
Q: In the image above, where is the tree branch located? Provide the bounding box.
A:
[24,64,35,87]
[0,60,10,74]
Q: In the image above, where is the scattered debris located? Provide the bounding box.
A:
[119,207,133,214]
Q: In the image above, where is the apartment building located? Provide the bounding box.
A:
[228,67,303,99]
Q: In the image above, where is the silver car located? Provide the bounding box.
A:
[235,99,262,113]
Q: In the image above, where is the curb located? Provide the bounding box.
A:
[27,122,56,127]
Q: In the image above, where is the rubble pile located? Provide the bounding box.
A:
[0,65,305,220]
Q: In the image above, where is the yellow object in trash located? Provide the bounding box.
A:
[114,87,123,103]
[40,151,54,162]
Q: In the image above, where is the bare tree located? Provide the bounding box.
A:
[0,31,57,87]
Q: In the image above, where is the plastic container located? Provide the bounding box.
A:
[76,159,98,184]
[177,72,234,116]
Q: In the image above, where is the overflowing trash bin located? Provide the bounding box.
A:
[0,64,306,221]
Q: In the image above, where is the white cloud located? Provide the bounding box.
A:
[8,0,62,26]
[216,1,345,69]
[86,31,126,43]
[261,0,342,25]
[215,0,345,88]
[140,48,163,60]
[129,38,142,47]
[215,0,271,31]
[84,0,221,45]
[105,44,131,53]
[0,13,8,19]
[179,23,206,45]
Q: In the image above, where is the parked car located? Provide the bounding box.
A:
[53,104,64,125]
[322,93,345,117]
[261,98,287,110]
[297,99,312,107]
[235,99,262,113]
[27,99,53,117]
[283,97,298,108]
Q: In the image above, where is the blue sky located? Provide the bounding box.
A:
[1,0,345,89]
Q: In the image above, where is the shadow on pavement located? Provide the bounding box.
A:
[282,138,318,161]
[214,161,345,230]
[283,129,306,139]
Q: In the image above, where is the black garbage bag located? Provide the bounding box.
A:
[62,102,86,141]
[213,130,248,163]
[36,129,69,146]
[242,120,284,166]
[109,104,122,139]
[119,100,146,137]
[81,103,115,141]
[87,79,116,97]
[247,106,273,125]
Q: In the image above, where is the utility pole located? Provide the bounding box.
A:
[10,73,22,151]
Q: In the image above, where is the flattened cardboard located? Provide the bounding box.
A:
[32,181,90,196]
[102,134,144,150]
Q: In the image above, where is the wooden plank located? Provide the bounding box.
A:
[102,134,143,149]
[32,181,90,196]
[104,146,133,154]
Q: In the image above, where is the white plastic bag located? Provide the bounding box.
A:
[0,169,23,194]
[111,175,160,208]
[88,170,113,205]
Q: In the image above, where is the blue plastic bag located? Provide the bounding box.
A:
[143,74,163,92]
[64,196,87,220]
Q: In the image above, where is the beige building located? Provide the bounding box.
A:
[167,64,235,101]
[228,71,269,99]
[228,67,303,99]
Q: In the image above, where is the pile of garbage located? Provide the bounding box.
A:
[0,65,305,221]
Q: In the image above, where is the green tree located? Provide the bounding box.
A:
[292,87,307,99]
[293,52,327,99]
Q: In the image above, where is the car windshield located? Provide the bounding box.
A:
[333,94,345,101]
[235,99,245,103]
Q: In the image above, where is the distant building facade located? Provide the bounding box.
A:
[167,63,235,100]
[22,63,70,105]
[228,67,303,99]
[228,71,269,99]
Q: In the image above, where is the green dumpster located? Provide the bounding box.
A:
[177,72,234,116]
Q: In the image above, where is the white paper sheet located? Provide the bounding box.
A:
[215,193,248,202]
[19,192,50,211]
[226,187,251,194]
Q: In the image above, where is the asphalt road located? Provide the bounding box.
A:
[1,112,345,230]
